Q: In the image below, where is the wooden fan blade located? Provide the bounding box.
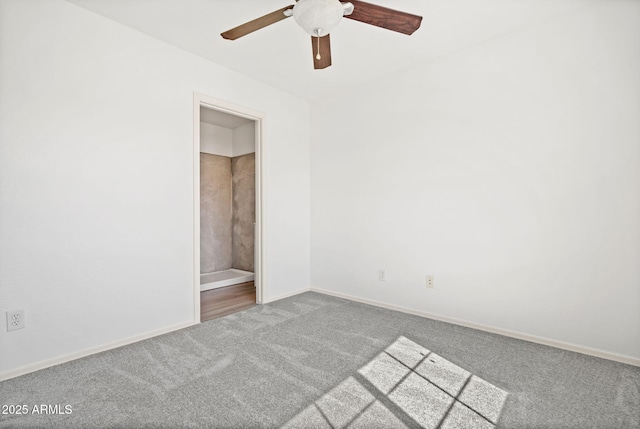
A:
[221,6,294,40]
[312,35,332,69]
[346,0,422,35]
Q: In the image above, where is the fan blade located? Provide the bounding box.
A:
[312,35,332,69]
[221,6,294,40]
[346,0,422,35]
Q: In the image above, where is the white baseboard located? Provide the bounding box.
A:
[264,287,311,304]
[0,320,195,382]
[1,286,311,381]
[310,287,640,367]
[4,287,636,382]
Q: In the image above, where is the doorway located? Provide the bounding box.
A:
[193,94,264,323]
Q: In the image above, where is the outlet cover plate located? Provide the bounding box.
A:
[7,310,25,331]
[426,275,434,288]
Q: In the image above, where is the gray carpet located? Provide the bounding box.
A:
[1,291,638,428]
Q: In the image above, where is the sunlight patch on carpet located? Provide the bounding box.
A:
[282,336,508,429]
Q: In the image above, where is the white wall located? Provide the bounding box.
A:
[200,121,254,157]
[311,2,640,361]
[200,122,233,156]
[232,122,256,157]
[0,0,310,377]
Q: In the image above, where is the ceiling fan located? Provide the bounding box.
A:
[221,0,422,69]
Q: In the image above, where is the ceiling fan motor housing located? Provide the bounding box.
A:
[292,0,345,36]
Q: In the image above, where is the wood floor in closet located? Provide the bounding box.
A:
[200,281,256,322]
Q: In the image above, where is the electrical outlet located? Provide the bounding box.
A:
[6,310,25,331]
[379,269,386,282]
[426,275,434,289]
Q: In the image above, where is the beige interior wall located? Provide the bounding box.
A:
[200,152,255,274]
[200,153,232,273]
[231,153,255,271]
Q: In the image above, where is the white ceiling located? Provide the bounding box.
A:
[200,106,254,129]
[66,0,596,102]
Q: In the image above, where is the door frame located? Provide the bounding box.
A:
[193,93,266,323]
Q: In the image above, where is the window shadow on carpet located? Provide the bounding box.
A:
[282,336,508,429]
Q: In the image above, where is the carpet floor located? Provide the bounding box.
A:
[1,291,638,428]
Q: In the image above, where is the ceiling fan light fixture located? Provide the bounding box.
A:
[221,0,422,69]
[292,0,345,37]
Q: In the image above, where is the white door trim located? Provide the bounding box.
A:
[193,93,266,323]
